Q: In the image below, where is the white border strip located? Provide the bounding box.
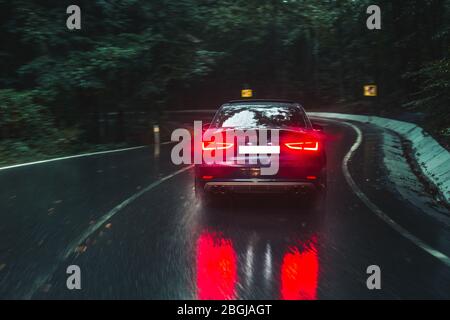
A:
[341,121,450,267]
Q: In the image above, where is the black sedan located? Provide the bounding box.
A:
[195,100,327,210]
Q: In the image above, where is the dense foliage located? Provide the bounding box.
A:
[0,0,449,162]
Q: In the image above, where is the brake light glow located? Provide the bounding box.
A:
[202,141,234,151]
[197,232,237,300]
[202,175,214,180]
[281,245,319,300]
[285,141,319,151]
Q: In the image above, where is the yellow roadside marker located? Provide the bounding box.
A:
[364,85,377,97]
[241,89,253,98]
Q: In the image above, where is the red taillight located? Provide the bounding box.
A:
[202,141,234,151]
[285,141,319,151]
[202,175,214,180]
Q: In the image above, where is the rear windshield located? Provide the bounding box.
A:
[211,104,307,129]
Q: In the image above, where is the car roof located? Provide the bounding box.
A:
[227,99,296,104]
[213,99,311,128]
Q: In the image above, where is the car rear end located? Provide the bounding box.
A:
[195,100,327,201]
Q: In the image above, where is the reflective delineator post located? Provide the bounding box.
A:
[153,124,160,144]
[153,124,160,157]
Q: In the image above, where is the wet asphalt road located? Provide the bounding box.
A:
[0,118,449,299]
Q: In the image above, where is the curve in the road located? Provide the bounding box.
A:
[340,120,450,267]
[17,117,450,299]
[24,164,194,299]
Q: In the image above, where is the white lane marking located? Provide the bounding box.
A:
[64,165,194,256]
[161,141,176,145]
[341,121,450,267]
[238,146,280,154]
[0,146,147,171]
[24,165,194,299]
[0,142,177,171]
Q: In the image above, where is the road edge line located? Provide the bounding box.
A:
[340,120,450,267]
[309,112,450,205]
[0,145,149,171]
[24,164,194,299]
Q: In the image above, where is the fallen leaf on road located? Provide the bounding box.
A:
[41,284,52,293]
[75,245,88,253]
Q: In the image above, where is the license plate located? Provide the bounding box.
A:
[240,168,261,177]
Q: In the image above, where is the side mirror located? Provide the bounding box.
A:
[312,123,324,132]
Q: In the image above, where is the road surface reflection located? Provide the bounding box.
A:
[196,232,238,300]
[194,195,323,300]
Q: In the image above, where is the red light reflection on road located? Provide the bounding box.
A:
[196,232,237,300]
[280,240,319,300]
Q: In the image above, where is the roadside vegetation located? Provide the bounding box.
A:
[0,0,449,166]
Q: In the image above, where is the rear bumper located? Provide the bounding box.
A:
[203,180,318,194]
